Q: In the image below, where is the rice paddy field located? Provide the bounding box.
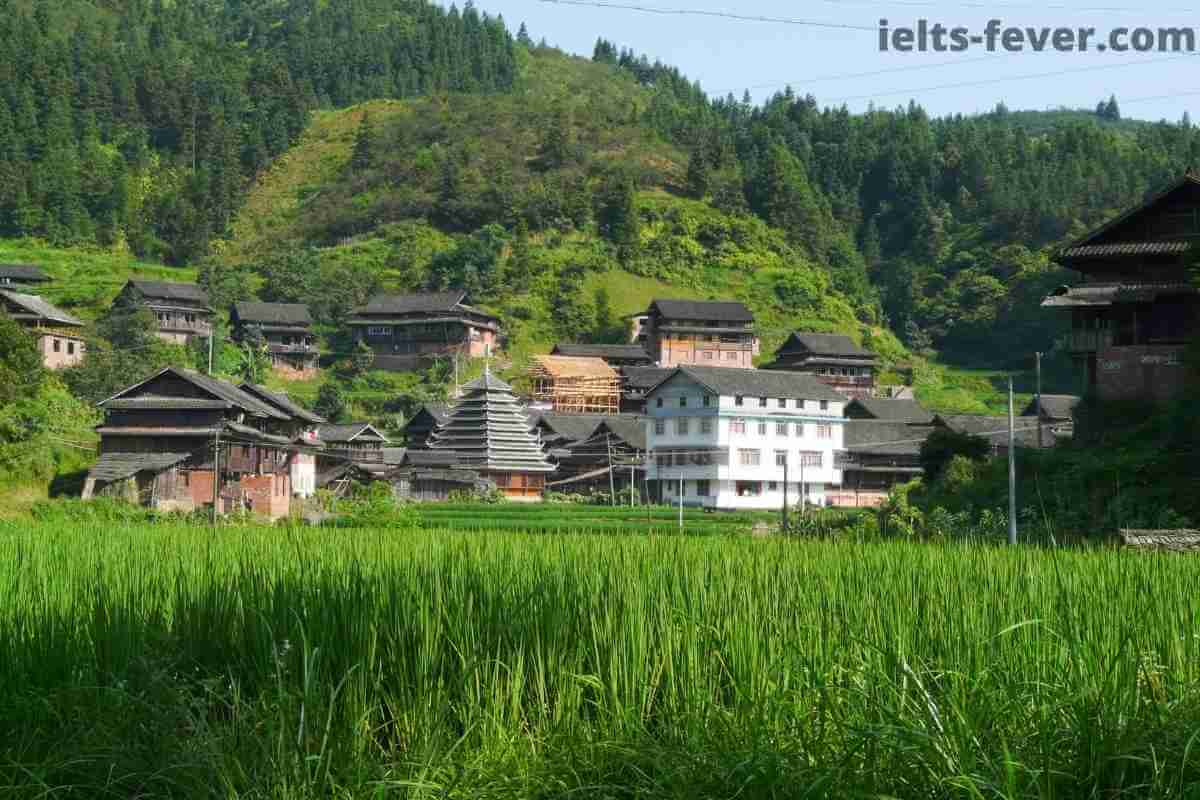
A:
[1,521,1198,799]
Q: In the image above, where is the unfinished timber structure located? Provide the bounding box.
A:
[528,355,621,414]
[428,370,555,500]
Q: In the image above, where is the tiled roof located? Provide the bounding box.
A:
[99,367,289,420]
[239,383,326,425]
[647,299,754,322]
[1021,394,1080,421]
[104,398,231,411]
[934,415,1048,449]
[1060,241,1193,259]
[127,280,210,304]
[530,355,619,380]
[655,365,847,403]
[596,415,647,450]
[88,451,193,484]
[0,264,50,282]
[352,291,468,315]
[845,398,934,423]
[534,413,607,444]
[317,423,389,443]
[429,370,555,474]
[234,302,312,326]
[781,332,874,359]
[551,343,652,362]
[620,367,675,391]
[1041,282,1196,308]
[843,421,935,456]
[0,290,83,326]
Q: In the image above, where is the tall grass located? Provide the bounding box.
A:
[0,523,1196,798]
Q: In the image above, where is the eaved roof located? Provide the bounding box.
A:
[126,279,210,305]
[88,451,194,485]
[933,414,1047,449]
[317,422,389,444]
[1021,394,1081,421]
[845,397,934,424]
[646,298,754,322]
[529,354,619,380]
[780,332,874,359]
[99,367,290,420]
[234,302,312,326]
[238,383,325,425]
[534,413,607,444]
[352,291,470,315]
[843,421,935,457]
[0,290,83,327]
[0,264,50,283]
[620,367,676,391]
[652,365,847,403]
[1057,172,1200,263]
[551,343,652,362]
[429,370,555,474]
[596,415,647,450]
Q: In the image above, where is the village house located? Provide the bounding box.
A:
[112,280,214,345]
[82,367,303,519]
[231,302,320,377]
[764,333,878,400]
[843,397,934,424]
[428,371,555,501]
[346,291,500,372]
[618,366,675,413]
[645,365,847,510]
[400,403,449,448]
[236,383,326,498]
[932,414,1055,453]
[0,264,50,290]
[1021,394,1081,440]
[0,290,86,369]
[833,421,934,508]
[1044,171,1200,404]
[387,450,496,502]
[528,355,622,414]
[550,343,653,368]
[632,299,759,369]
[315,422,390,482]
[530,412,647,497]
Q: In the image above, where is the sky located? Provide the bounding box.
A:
[461,0,1200,121]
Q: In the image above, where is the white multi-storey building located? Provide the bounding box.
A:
[645,365,847,510]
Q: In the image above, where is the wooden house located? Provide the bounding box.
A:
[832,421,935,508]
[237,383,326,498]
[533,412,648,497]
[399,403,449,448]
[346,291,500,372]
[764,333,878,400]
[0,264,50,291]
[0,290,86,369]
[632,299,758,369]
[388,450,495,502]
[112,280,214,345]
[550,343,653,368]
[83,367,302,519]
[231,302,319,377]
[618,366,675,413]
[428,370,555,500]
[931,414,1054,453]
[528,355,621,414]
[844,397,934,424]
[1044,172,1200,404]
[315,422,389,480]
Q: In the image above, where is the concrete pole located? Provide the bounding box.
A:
[211,429,221,526]
[1035,351,1044,450]
[678,473,684,531]
[1008,377,1018,546]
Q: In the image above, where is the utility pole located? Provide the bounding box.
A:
[800,455,806,518]
[678,473,684,531]
[629,462,635,507]
[1035,351,1044,450]
[208,326,215,375]
[782,457,789,534]
[606,434,617,506]
[211,429,221,526]
[1008,376,1018,546]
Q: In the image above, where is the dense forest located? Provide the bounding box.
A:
[0,0,517,263]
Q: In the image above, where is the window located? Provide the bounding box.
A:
[795,399,804,409]
[654,420,666,435]
[735,481,762,497]
[820,400,830,411]
[757,422,767,436]
[735,395,744,407]
[67,341,75,355]
[676,418,690,435]
[656,397,664,408]
[817,424,833,440]
[738,449,761,466]
[696,480,711,497]
[702,350,713,360]
[778,398,787,408]
[776,422,789,436]
[768,481,778,491]
[367,326,392,337]
[702,395,711,407]
[774,450,788,467]
[794,422,805,437]
[700,419,713,434]
[730,419,746,434]
[725,351,737,361]
[679,397,688,408]
[799,451,823,467]
[52,339,60,352]
[758,397,768,408]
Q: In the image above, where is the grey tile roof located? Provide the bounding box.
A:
[647,299,754,322]
[429,371,555,474]
[239,383,326,425]
[104,398,231,411]
[534,413,607,444]
[843,421,935,456]
[405,450,464,467]
[0,290,83,326]
[99,367,290,420]
[781,332,874,359]
[0,264,50,282]
[620,367,675,391]
[127,280,210,304]
[655,365,848,403]
[317,423,389,443]
[234,302,312,326]
[1040,282,1196,308]
[1021,394,1080,421]
[353,291,468,315]
[551,343,652,362]
[934,415,1048,448]
[596,415,647,450]
[845,398,934,423]
[88,451,193,484]
[1057,173,1200,262]
[1061,241,1193,259]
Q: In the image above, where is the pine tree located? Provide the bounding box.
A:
[517,22,532,47]
[686,146,711,198]
[351,110,376,171]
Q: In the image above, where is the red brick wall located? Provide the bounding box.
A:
[1095,345,1189,404]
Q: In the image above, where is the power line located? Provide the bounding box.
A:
[579,0,1199,19]
[725,52,1020,94]
[537,0,878,31]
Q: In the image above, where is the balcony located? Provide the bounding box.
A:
[268,342,318,354]
[1067,329,1113,354]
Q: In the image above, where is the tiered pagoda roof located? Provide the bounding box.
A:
[429,371,555,474]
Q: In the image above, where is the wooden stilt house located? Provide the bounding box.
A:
[528,355,621,414]
[428,370,555,500]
